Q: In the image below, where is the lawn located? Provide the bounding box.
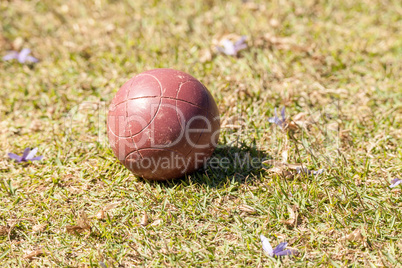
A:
[0,0,401,267]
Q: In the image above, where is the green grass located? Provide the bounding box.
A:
[1,0,401,266]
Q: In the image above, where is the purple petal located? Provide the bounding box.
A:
[296,167,310,174]
[313,169,325,175]
[281,107,286,120]
[21,148,31,161]
[25,55,39,63]
[268,108,277,123]
[8,153,22,162]
[235,43,247,52]
[390,178,402,188]
[268,107,287,129]
[234,35,247,47]
[29,156,43,161]
[17,48,31,63]
[274,249,296,256]
[25,147,38,160]
[273,242,288,254]
[3,51,19,61]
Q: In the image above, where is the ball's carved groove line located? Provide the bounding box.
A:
[125,98,162,138]
[125,72,133,117]
[107,116,117,137]
[143,72,168,96]
[178,81,209,159]
[165,96,208,110]
[106,98,160,139]
[107,120,125,138]
[112,73,163,107]
[108,98,212,139]
[175,80,190,132]
[175,100,184,132]
[128,129,142,159]
[112,96,208,112]
[126,73,162,140]
[135,73,163,96]
[187,119,207,155]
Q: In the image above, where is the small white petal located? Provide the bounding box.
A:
[221,39,236,56]
[26,147,38,160]
[260,234,273,257]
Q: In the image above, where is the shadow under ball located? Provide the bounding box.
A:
[107,68,220,180]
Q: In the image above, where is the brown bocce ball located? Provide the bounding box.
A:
[107,68,220,180]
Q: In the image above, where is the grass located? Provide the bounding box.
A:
[0,0,401,266]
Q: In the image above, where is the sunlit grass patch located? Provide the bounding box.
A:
[0,0,401,266]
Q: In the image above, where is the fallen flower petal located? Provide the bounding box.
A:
[3,48,38,63]
[216,36,247,56]
[28,156,44,161]
[17,48,32,63]
[25,55,39,63]
[273,242,288,254]
[21,148,31,160]
[234,35,248,50]
[25,147,38,160]
[260,235,273,256]
[390,178,402,188]
[219,39,236,56]
[280,106,286,120]
[296,167,324,175]
[7,153,22,162]
[268,107,286,129]
[275,249,296,256]
[313,169,325,175]
[8,148,43,163]
[2,51,19,61]
[260,235,296,257]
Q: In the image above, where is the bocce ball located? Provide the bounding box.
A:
[107,68,220,180]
